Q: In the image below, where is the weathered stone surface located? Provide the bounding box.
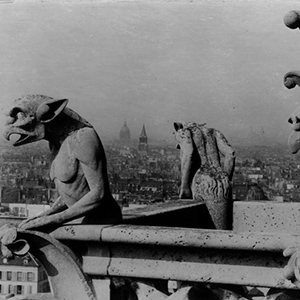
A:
[247,287,265,297]
[167,286,217,300]
[284,11,300,30]
[111,278,167,300]
[264,289,300,300]
[166,285,247,300]
[174,122,235,229]
[233,201,300,234]
[0,224,30,258]
[133,281,168,300]
[3,293,58,300]
[3,95,122,231]
[111,279,138,300]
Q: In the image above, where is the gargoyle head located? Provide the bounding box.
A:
[4,95,68,146]
[288,106,300,154]
[174,121,207,152]
[282,71,300,154]
[174,122,192,151]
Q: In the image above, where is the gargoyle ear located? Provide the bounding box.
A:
[174,122,183,131]
[36,98,69,123]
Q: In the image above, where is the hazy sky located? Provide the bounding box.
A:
[1,0,300,145]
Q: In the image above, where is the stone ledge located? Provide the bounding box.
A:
[233,201,300,234]
[122,200,215,229]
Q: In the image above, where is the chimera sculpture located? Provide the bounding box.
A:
[174,121,235,229]
[3,95,122,231]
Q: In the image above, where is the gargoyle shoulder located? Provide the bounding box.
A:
[70,127,104,169]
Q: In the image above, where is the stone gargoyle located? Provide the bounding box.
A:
[282,70,300,286]
[284,71,300,155]
[3,95,122,231]
[174,122,235,229]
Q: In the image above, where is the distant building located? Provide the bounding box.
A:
[8,203,50,218]
[138,124,148,154]
[232,183,268,201]
[119,121,131,144]
[0,255,50,297]
[244,184,268,201]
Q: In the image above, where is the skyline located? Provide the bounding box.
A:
[1,1,300,146]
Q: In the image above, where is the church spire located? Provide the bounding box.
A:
[140,124,147,138]
[138,124,148,153]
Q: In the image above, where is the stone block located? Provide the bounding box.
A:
[265,289,300,299]
[166,285,247,300]
[111,278,167,300]
[133,281,168,300]
[4,293,58,300]
[233,201,300,233]
[166,286,217,300]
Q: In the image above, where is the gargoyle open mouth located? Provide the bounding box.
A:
[4,129,32,147]
[6,133,30,146]
[13,134,30,146]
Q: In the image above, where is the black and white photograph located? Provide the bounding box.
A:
[0,0,300,299]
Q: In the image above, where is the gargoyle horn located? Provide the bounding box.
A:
[284,71,300,89]
[174,122,183,131]
[36,98,69,123]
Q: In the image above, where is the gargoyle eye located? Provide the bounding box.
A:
[9,107,24,118]
[16,112,25,119]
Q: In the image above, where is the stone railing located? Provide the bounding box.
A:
[10,201,300,300]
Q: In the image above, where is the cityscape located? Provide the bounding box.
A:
[2,0,300,298]
[0,120,298,297]
[0,121,298,218]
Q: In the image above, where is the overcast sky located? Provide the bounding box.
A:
[1,0,300,145]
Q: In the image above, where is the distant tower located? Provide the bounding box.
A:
[138,124,148,153]
[119,121,131,144]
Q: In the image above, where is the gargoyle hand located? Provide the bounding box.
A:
[18,218,41,231]
[283,245,300,287]
[18,217,49,231]
[18,214,64,231]
[18,215,41,230]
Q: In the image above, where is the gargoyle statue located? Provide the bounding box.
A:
[283,70,300,284]
[283,71,300,155]
[4,95,122,230]
[174,122,235,229]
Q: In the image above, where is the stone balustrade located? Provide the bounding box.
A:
[7,201,300,300]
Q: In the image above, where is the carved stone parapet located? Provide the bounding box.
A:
[0,227,97,300]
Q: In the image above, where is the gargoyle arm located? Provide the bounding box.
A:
[215,130,236,181]
[19,128,109,230]
[18,197,67,229]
